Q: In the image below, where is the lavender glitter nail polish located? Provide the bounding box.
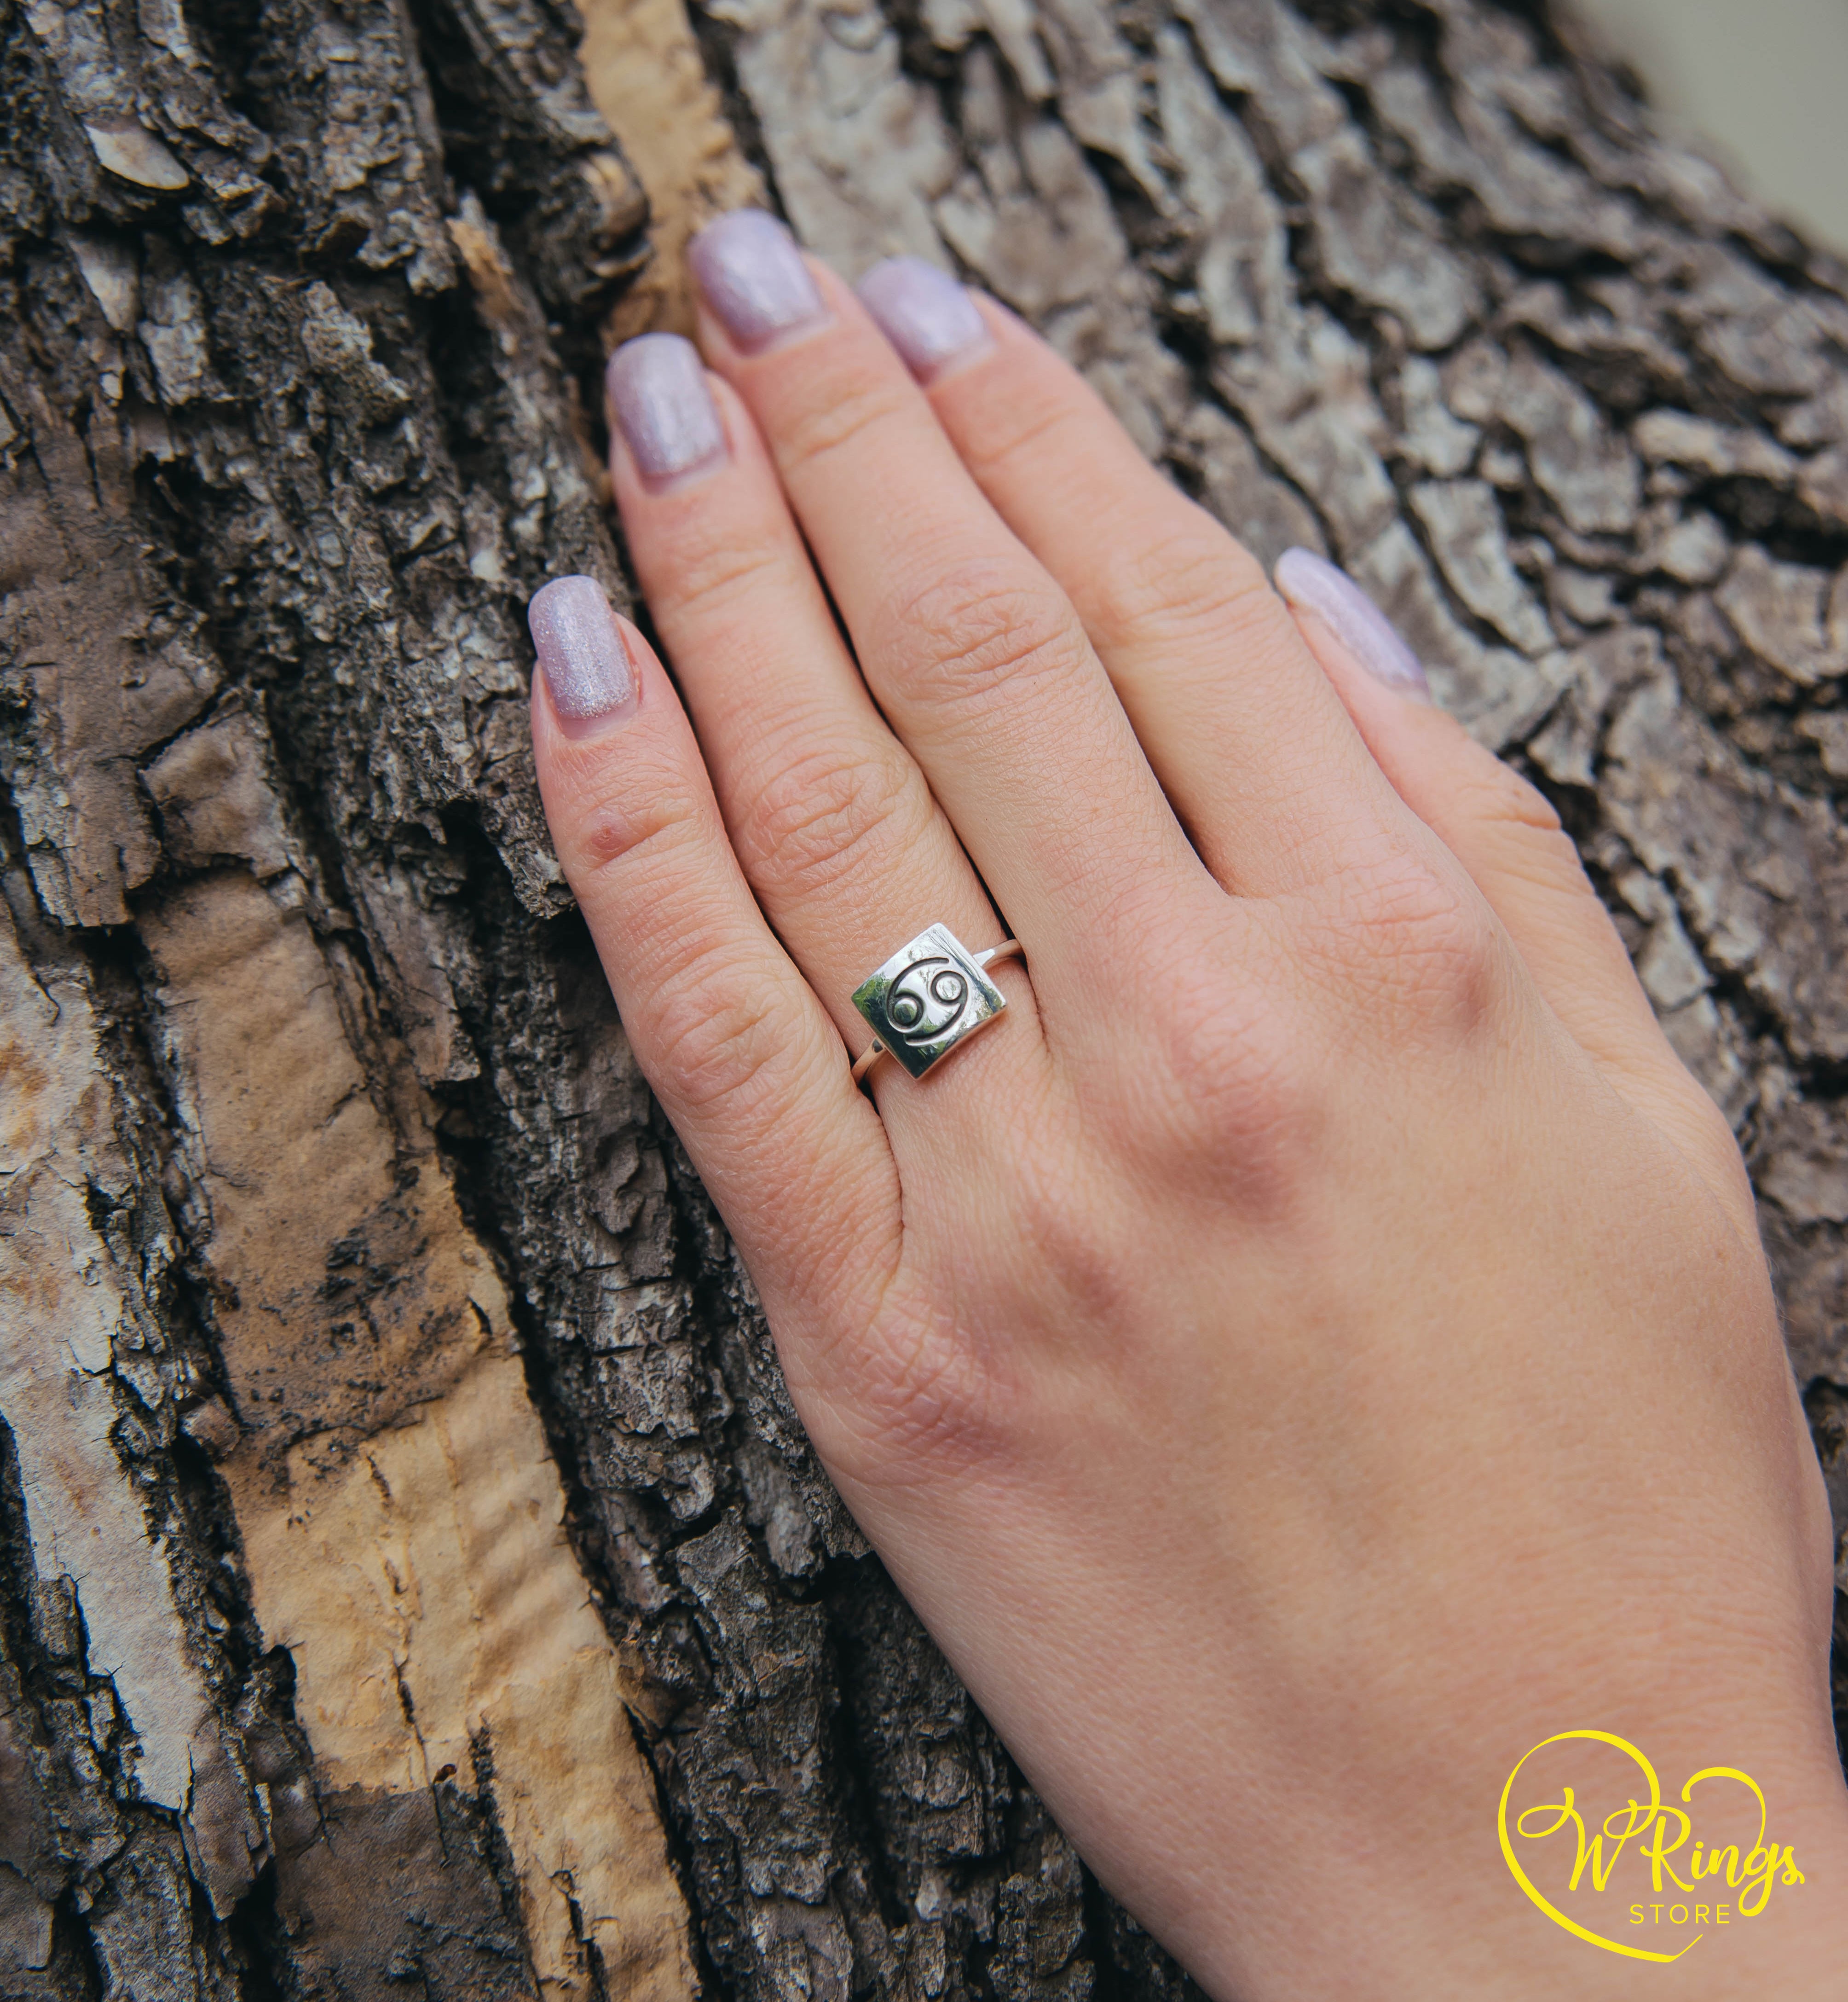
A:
[606,334,727,486]
[529,576,636,724]
[1274,548,1430,698]
[687,211,828,353]
[857,257,991,382]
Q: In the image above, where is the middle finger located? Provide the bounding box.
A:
[604,332,1018,1102]
[686,213,1211,1009]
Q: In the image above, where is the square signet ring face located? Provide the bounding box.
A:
[851,925,1008,1080]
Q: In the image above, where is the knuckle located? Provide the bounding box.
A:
[1322,844,1503,1039]
[1452,759,1600,897]
[1452,753,1564,839]
[1501,821,1600,902]
[959,380,1087,481]
[1077,905,1325,1210]
[774,365,916,481]
[829,1294,1009,1484]
[887,560,1087,711]
[829,1134,1124,1485]
[645,518,788,627]
[999,1134,1141,1324]
[733,741,929,902]
[1138,952,1326,1208]
[642,947,790,1122]
[573,781,710,888]
[1083,511,1271,654]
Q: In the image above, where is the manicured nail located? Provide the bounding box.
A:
[1274,548,1430,698]
[528,576,636,726]
[606,333,727,487]
[857,258,991,382]
[687,210,828,353]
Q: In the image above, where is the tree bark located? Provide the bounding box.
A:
[1,0,1845,1997]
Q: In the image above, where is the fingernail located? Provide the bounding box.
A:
[857,258,991,382]
[687,210,828,353]
[529,576,637,727]
[606,333,727,486]
[1274,548,1430,698]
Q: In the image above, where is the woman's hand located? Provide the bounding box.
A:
[528,213,1848,1999]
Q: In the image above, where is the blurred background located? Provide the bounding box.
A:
[1576,0,1848,253]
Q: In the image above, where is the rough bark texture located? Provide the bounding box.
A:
[1,0,1845,1998]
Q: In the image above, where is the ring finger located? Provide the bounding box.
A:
[604,331,1038,1119]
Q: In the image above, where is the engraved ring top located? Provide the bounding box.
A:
[850,924,1023,1084]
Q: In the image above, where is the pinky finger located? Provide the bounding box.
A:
[1275,549,1757,1239]
[528,576,901,1325]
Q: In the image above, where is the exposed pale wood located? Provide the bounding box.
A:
[143,867,691,2002]
[576,0,764,337]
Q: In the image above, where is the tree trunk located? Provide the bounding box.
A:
[2,0,1845,1996]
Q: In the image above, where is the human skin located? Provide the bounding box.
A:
[527,215,1848,1997]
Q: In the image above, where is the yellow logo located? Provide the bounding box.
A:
[1498,1730,1803,1962]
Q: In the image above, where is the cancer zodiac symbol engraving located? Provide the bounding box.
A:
[882,957,973,1047]
[850,924,1009,1080]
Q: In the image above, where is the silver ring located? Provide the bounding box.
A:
[849,924,1024,1086]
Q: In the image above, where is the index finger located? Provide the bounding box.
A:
[527,576,901,1327]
